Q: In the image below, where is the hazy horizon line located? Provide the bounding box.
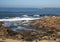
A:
[0,7,60,8]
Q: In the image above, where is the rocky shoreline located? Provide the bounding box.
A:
[0,16,60,42]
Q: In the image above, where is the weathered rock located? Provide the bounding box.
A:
[29,16,60,31]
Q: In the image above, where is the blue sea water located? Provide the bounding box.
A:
[0,8,60,18]
[1,8,60,32]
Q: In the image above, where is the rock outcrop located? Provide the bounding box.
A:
[0,16,60,42]
[29,16,60,31]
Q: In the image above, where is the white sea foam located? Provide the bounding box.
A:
[34,14,40,17]
[0,17,40,21]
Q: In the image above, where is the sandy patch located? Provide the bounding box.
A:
[5,39,23,42]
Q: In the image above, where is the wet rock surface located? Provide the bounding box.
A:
[0,16,60,42]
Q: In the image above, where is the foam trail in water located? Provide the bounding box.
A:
[0,17,40,21]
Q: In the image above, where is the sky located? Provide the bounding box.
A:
[0,0,60,8]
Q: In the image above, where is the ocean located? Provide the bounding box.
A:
[0,8,60,18]
[0,8,60,32]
